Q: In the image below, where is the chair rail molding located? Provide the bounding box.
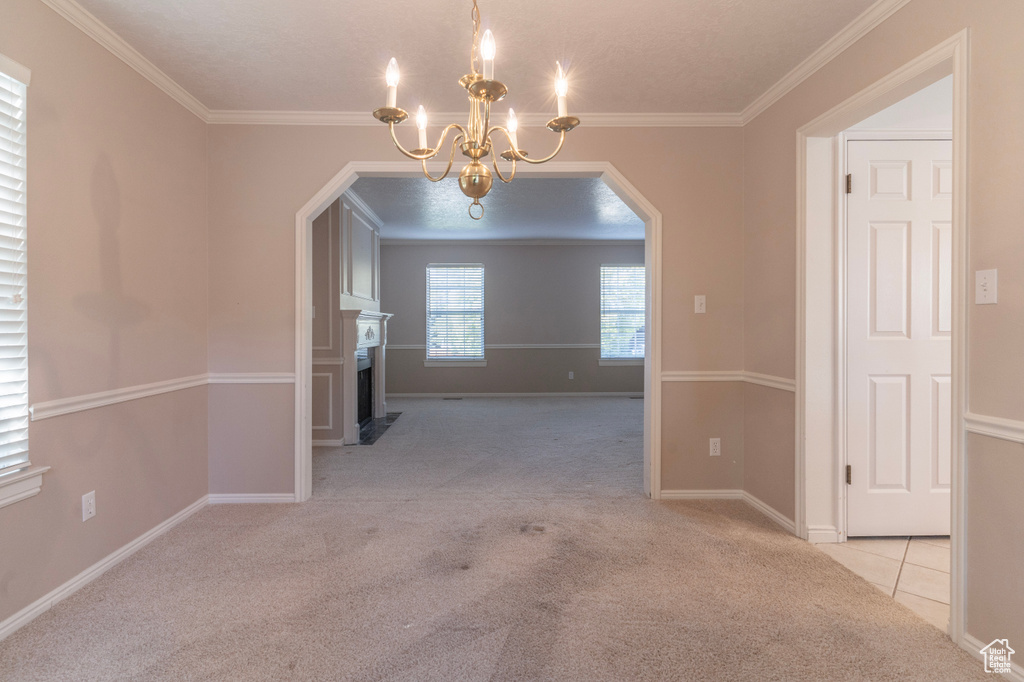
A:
[29,373,297,421]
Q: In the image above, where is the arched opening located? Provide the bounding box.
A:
[292,161,663,502]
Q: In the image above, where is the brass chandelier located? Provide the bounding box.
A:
[372,0,580,220]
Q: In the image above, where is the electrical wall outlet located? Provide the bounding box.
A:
[568,371,574,380]
[695,295,706,314]
[710,438,721,457]
[82,491,96,521]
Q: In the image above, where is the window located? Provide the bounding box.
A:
[600,265,645,360]
[0,56,39,508]
[426,265,485,362]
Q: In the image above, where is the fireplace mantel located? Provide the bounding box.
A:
[340,309,393,444]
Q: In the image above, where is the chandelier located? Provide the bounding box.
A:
[372,0,579,220]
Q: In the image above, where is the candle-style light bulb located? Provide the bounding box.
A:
[481,30,496,80]
[507,108,518,149]
[385,58,400,107]
[555,62,568,117]
[416,105,428,149]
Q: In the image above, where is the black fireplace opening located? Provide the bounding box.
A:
[356,351,373,430]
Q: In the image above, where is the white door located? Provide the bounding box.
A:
[846,139,952,536]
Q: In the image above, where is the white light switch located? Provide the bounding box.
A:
[976,269,998,304]
[694,295,706,314]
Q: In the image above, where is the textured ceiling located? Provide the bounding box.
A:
[348,177,644,241]
[73,0,876,113]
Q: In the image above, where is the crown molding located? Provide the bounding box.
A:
[206,109,743,128]
[740,0,913,124]
[43,0,910,130]
[39,0,209,120]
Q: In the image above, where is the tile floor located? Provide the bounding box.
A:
[815,536,951,632]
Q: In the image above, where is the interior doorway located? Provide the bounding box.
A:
[844,136,952,537]
[796,31,968,641]
[294,161,664,504]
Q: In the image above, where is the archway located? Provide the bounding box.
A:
[292,161,664,502]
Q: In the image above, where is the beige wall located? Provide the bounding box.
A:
[1,0,209,623]
[10,0,1019,652]
[742,0,1024,648]
[207,124,746,494]
[966,434,1024,649]
[381,242,644,394]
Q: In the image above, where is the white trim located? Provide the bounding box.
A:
[844,129,953,140]
[37,0,208,120]
[207,110,742,128]
[294,160,663,502]
[312,439,346,447]
[387,392,642,399]
[743,491,797,534]
[964,412,1024,445]
[423,360,487,367]
[0,494,208,643]
[659,490,796,534]
[312,358,344,365]
[0,53,31,85]
[741,0,914,124]
[598,358,644,367]
[0,466,50,510]
[340,189,384,231]
[659,370,796,392]
[660,489,744,500]
[207,372,296,384]
[795,29,969,643]
[961,633,1024,682]
[806,525,843,544]
[29,374,208,421]
[382,239,645,247]
[743,372,797,392]
[28,373,298,421]
[207,494,295,504]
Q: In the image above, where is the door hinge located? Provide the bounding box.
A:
[846,464,852,485]
[845,174,852,194]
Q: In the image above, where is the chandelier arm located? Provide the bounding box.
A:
[387,122,467,161]
[422,135,462,182]
[492,153,516,184]
[491,128,567,165]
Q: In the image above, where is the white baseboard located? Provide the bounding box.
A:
[806,525,842,543]
[388,392,642,399]
[207,494,295,504]
[660,489,744,500]
[659,489,796,535]
[0,494,209,643]
[742,491,796,534]
[312,439,346,447]
[962,633,1024,681]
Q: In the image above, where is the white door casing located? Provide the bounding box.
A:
[846,139,951,536]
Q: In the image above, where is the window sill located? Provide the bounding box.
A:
[0,465,51,510]
[424,359,488,368]
[598,358,645,366]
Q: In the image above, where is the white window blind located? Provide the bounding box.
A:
[426,265,484,360]
[0,68,28,477]
[600,265,645,359]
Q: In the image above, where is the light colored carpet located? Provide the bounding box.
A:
[0,398,987,680]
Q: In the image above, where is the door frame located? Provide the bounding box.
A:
[293,161,664,503]
[840,132,952,537]
[795,29,969,641]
